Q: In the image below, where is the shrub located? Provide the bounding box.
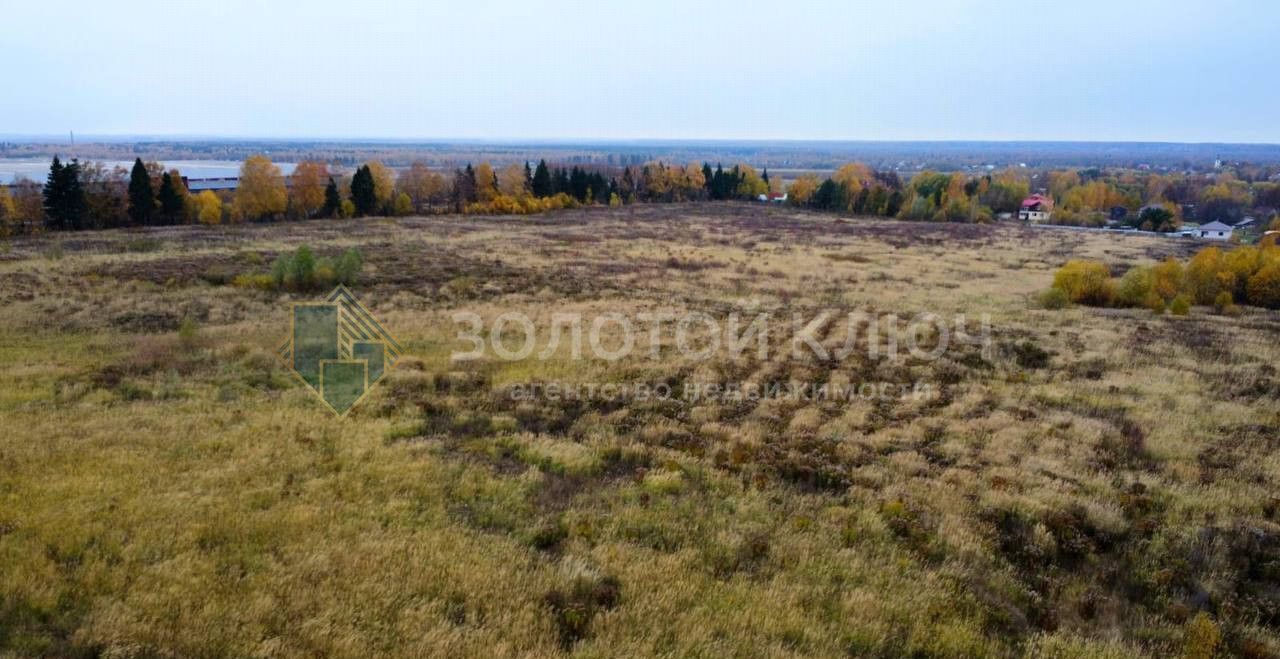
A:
[333,248,363,286]
[1114,266,1153,308]
[1185,247,1225,304]
[1011,340,1051,369]
[266,246,362,292]
[288,246,316,290]
[177,317,200,347]
[1052,260,1114,306]
[1213,290,1234,314]
[232,273,275,290]
[1169,294,1191,316]
[314,263,337,289]
[1246,260,1280,309]
[1150,257,1184,303]
[1144,289,1166,314]
[393,192,413,216]
[1223,246,1264,300]
[1183,613,1221,659]
[1036,287,1070,310]
[443,276,477,299]
[201,267,233,286]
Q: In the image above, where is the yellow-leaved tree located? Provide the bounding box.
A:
[1246,248,1280,309]
[681,163,707,199]
[235,155,287,221]
[289,161,329,218]
[366,161,396,209]
[788,174,820,206]
[1184,247,1226,304]
[192,190,223,225]
[832,163,873,196]
[0,185,15,237]
[474,162,497,202]
[735,164,768,198]
[397,162,449,212]
[497,163,528,198]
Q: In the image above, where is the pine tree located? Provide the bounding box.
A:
[451,167,476,211]
[322,178,341,218]
[702,163,713,195]
[554,168,570,196]
[569,167,588,202]
[532,160,552,197]
[43,156,65,230]
[63,160,87,230]
[464,164,478,201]
[524,161,534,192]
[712,164,726,200]
[43,156,88,231]
[158,172,184,224]
[127,158,154,226]
[351,165,376,216]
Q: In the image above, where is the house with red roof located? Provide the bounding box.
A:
[1018,194,1054,223]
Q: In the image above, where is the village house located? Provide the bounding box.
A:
[1196,221,1234,241]
[182,177,240,193]
[1018,194,1053,222]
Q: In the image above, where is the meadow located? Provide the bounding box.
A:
[1,203,1277,657]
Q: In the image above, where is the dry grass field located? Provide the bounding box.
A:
[1,203,1278,657]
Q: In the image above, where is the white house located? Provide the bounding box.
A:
[1197,221,1234,241]
[1018,194,1053,222]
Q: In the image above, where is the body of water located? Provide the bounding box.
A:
[0,159,297,184]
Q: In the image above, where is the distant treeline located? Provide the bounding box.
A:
[2,154,1279,235]
[0,156,784,232]
[8,139,1280,171]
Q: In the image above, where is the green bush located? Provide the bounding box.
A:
[1169,294,1191,316]
[1114,266,1153,308]
[333,248,363,286]
[1213,291,1234,314]
[1036,287,1070,310]
[267,246,362,292]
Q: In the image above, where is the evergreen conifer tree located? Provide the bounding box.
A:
[158,172,184,224]
[532,160,552,197]
[127,158,155,226]
[42,156,65,230]
[322,178,341,217]
[351,166,377,216]
[43,157,88,230]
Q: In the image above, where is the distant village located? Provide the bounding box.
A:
[1011,191,1272,242]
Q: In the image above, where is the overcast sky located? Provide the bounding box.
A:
[2,0,1275,142]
